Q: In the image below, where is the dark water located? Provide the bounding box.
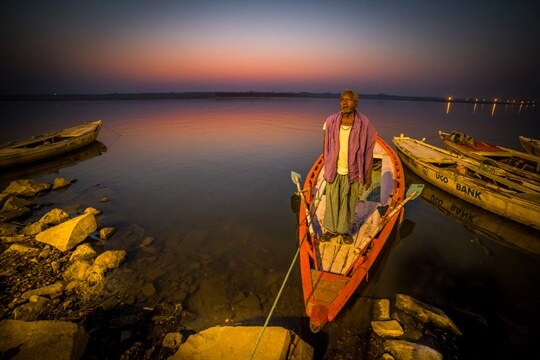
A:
[1,98,538,358]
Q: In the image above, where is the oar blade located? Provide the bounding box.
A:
[291,171,302,184]
[406,183,424,199]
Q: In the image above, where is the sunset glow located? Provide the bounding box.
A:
[1,1,539,99]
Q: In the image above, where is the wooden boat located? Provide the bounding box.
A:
[393,134,540,230]
[293,136,416,332]
[438,130,540,183]
[519,135,540,156]
[405,169,540,257]
[0,120,102,168]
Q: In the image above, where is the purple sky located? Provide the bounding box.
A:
[1,0,539,100]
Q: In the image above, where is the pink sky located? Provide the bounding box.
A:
[1,1,538,99]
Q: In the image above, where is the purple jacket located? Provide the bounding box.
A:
[323,111,376,183]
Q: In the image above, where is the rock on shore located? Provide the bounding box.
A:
[367,294,460,359]
[169,326,313,360]
[0,319,88,360]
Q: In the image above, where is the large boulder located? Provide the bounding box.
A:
[0,320,88,360]
[35,213,97,252]
[395,294,461,336]
[170,326,313,360]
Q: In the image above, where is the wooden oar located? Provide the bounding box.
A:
[291,171,316,238]
[352,183,424,259]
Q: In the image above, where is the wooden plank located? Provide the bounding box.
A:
[310,269,348,303]
[315,149,392,275]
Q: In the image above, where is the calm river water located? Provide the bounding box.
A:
[1,97,538,359]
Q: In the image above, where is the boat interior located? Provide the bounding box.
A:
[3,122,99,150]
[397,137,540,196]
[10,135,68,149]
[310,142,396,275]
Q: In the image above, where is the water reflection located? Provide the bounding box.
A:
[405,169,540,257]
[456,98,535,117]
[0,98,537,358]
[491,99,497,117]
[0,141,107,183]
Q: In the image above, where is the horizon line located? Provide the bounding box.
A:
[0,91,536,104]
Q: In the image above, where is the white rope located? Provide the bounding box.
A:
[249,179,321,359]
[248,230,305,359]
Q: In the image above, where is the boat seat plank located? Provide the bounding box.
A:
[310,269,348,303]
[398,141,463,165]
[317,201,381,274]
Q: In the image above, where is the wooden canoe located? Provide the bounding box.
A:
[438,130,540,183]
[519,135,540,156]
[393,134,540,230]
[297,136,406,332]
[0,120,103,168]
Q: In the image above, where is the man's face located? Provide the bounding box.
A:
[340,94,358,115]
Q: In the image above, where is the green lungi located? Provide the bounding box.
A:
[323,174,361,234]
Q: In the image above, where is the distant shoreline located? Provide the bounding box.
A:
[0,92,530,104]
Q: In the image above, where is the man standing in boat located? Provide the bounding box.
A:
[321,89,376,244]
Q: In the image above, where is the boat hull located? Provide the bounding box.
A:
[298,136,405,331]
[394,135,540,230]
[519,135,540,156]
[0,120,103,168]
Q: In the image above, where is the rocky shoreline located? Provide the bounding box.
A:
[1,177,462,359]
[0,178,196,359]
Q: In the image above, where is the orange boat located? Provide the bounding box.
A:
[292,136,421,332]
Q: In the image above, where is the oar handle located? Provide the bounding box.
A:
[293,175,316,238]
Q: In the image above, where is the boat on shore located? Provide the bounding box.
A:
[438,130,540,183]
[0,120,103,169]
[393,134,540,230]
[519,135,540,156]
[293,136,416,332]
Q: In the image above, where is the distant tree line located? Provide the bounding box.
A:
[0,91,455,103]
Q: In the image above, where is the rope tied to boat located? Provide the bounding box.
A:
[249,174,321,359]
[101,123,123,148]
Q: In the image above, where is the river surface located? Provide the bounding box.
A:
[1,97,538,359]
